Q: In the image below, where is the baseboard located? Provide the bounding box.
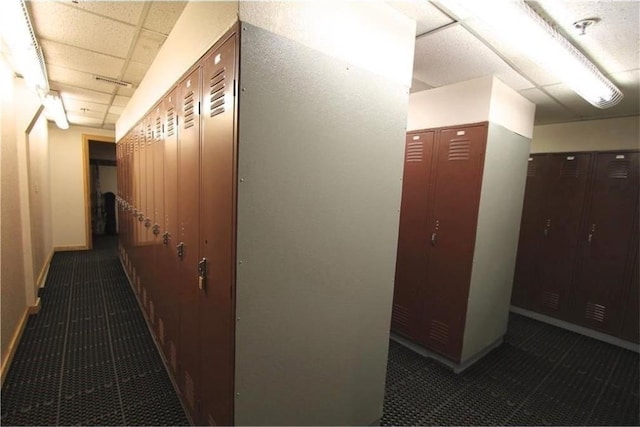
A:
[1,308,30,386]
[54,245,90,252]
[36,249,55,289]
[29,297,42,314]
[510,306,639,353]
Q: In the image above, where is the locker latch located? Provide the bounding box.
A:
[588,223,596,243]
[152,224,161,236]
[198,258,208,291]
[138,213,145,222]
[544,219,551,237]
[177,242,185,259]
[162,232,170,245]
[144,218,151,228]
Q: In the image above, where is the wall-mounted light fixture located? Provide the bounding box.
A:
[435,0,623,109]
[0,0,70,128]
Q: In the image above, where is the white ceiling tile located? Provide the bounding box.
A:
[29,1,136,58]
[52,83,113,104]
[40,40,125,77]
[387,1,454,35]
[47,64,119,94]
[105,113,120,124]
[519,87,580,124]
[535,0,640,75]
[108,105,125,116]
[66,0,146,26]
[144,2,188,35]
[103,123,116,131]
[122,61,151,85]
[66,108,105,120]
[413,25,531,88]
[112,95,131,108]
[131,30,167,65]
[62,98,109,115]
[66,114,104,126]
[116,85,136,98]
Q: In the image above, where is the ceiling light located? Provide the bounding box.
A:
[43,91,69,130]
[435,0,623,109]
[0,0,49,96]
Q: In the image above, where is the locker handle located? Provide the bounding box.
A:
[198,258,207,291]
[588,223,596,243]
[152,224,160,235]
[544,228,548,238]
[162,232,170,245]
[176,242,184,259]
[144,218,151,228]
[431,232,437,246]
[138,215,145,223]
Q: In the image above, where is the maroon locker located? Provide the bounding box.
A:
[512,154,553,309]
[198,31,238,426]
[571,151,639,334]
[620,244,639,343]
[176,67,202,418]
[392,131,435,340]
[158,90,182,380]
[132,125,142,291]
[423,124,487,361]
[533,153,592,319]
[150,104,164,336]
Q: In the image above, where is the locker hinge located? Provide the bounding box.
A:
[198,258,207,291]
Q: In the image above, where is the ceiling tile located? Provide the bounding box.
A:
[519,87,580,124]
[47,64,119,94]
[108,105,125,116]
[122,61,151,85]
[66,0,146,26]
[144,2,188,35]
[105,113,120,124]
[103,123,116,130]
[131,30,167,65]
[62,98,109,115]
[66,107,105,120]
[116,85,136,98]
[52,83,113,104]
[413,24,533,89]
[29,1,136,58]
[387,1,454,35]
[112,95,131,108]
[66,114,104,127]
[40,40,125,77]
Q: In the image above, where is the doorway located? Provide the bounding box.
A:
[83,135,116,249]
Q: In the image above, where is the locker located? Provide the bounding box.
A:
[392,131,435,340]
[150,104,165,335]
[198,32,238,426]
[571,152,639,334]
[620,245,639,343]
[423,125,486,360]
[176,67,202,417]
[533,153,592,319]
[511,154,552,309]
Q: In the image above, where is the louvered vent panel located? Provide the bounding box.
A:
[149,300,155,324]
[448,140,470,161]
[541,290,560,310]
[608,160,630,179]
[527,160,537,177]
[183,91,195,129]
[429,320,449,346]
[155,116,162,140]
[405,141,423,163]
[209,68,226,117]
[147,123,152,141]
[170,341,177,372]
[561,159,579,178]
[143,288,148,308]
[585,302,606,322]
[158,317,165,346]
[392,304,409,329]
[185,371,195,409]
[166,108,175,136]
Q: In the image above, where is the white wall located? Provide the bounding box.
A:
[49,124,114,248]
[531,116,640,153]
[117,1,238,139]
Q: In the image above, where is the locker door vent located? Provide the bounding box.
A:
[185,371,195,409]
[155,116,162,140]
[448,140,470,161]
[585,302,606,322]
[541,290,560,310]
[158,317,165,346]
[392,304,409,328]
[147,123,152,141]
[166,108,176,136]
[183,91,195,129]
[429,320,449,346]
[406,141,423,163]
[209,68,226,118]
[607,160,630,179]
[527,161,537,177]
[560,160,579,178]
[169,341,177,372]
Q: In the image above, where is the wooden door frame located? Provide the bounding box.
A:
[82,134,116,250]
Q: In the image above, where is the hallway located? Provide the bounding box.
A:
[1,238,638,426]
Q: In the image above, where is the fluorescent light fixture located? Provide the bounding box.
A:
[435,0,623,108]
[43,91,69,130]
[0,0,49,96]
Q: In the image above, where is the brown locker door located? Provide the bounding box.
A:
[177,67,202,418]
[572,152,639,334]
[159,90,182,380]
[132,126,142,289]
[620,244,639,343]
[392,131,435,340]
[424,124,487,361]
[512,154,552,309]
[534,153,592,319]
[198,32,237,427]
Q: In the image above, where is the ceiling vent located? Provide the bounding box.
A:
[94,75,133,89]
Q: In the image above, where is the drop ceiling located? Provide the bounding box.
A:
[25,1,639,131]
